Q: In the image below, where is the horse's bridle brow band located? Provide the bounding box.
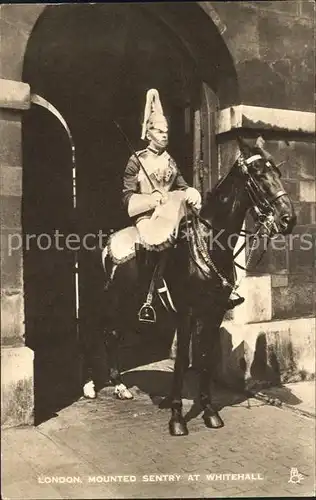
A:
[245,154,262,165]
[242,153,288,208]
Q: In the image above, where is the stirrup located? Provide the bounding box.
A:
[138,302,156,323]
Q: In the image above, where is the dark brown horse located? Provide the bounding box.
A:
[99,137,296,436]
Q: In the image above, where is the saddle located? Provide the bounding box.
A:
[104,192,244,315]
[107,191,187,265]
[107,226,139,265]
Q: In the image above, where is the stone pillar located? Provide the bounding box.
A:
[1,79,34,427]
[215,105,315,390]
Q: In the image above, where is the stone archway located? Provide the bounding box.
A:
[1,2,238,426]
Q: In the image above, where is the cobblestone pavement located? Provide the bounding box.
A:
[2,366,315,499]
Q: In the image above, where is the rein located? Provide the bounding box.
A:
[184,208,264,299]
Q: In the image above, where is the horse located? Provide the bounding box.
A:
[96,137,296,436]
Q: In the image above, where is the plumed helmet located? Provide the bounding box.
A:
[141,89,168,140]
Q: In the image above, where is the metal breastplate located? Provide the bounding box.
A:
[137,150,177,195]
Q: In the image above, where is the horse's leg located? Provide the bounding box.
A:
[169,311,191,436]
[104,327,122,386]
[81,248,108,399]
[104,327,132,400]
[198,308,225,429]
[82,328,99,399]
[103,281,133,400]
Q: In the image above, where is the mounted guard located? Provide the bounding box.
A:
[95,110,296,424]
[122,89,201,322]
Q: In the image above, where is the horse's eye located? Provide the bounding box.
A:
[254,168,265,177]
[269,162,282,178]
[265,161,281,178]
[250,163,264,176]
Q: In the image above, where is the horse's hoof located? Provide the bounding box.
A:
[158,396,172,409]
[114,383,134,400]
[203,411,224,429]
[169,418,189,436]
[83,380,96,399]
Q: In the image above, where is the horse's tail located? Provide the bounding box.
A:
[101,242,117,290]
[78,244,108,338]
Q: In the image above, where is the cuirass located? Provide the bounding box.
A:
[137,149,177,195]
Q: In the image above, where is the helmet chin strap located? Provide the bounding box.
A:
[147,136,167,153]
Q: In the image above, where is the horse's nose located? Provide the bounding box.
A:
[281,214,290,225]
[280,214,296,234]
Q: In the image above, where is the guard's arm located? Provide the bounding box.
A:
[127,193,160,218]
[122,157,139,208]
[122,157,161,217]
[172,163,201,209]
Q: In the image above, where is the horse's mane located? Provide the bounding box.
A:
[204,171,231,208]
[204,145,268,208]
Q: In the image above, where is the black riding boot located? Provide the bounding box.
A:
[155,249,176,313]
[226,295,245,309]
[135,244,157,323]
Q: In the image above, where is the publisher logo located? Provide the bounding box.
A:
[288,468,304,484]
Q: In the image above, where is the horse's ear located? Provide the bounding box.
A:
[255,135,265,149]
[255,135,273,161]
[236,136,251,155]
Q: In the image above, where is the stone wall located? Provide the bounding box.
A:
[0,110,24,347]
[218,317,315,392]
[0,97,34,426]
[247,139,315,321]
[212,1,315,388]
[218,132,315,324]
[214,0,315,111]
[0,4,45,81]
[0,3,44,427]
[216,132,315,388]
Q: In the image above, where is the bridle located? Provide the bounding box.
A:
[184,151,290,293]
[191,152,288,238]
[238,153,288,236]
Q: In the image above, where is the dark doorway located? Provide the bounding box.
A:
[22,106,79,424]
[23,3,201,422]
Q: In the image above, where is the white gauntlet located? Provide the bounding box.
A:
[185,187,202,210]
[127,192,162,217]
[128,194,156,217]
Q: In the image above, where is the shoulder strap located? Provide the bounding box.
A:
[135,148,147,156]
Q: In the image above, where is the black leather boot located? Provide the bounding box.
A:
[226,295,245,310]
[155,250,177,313]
